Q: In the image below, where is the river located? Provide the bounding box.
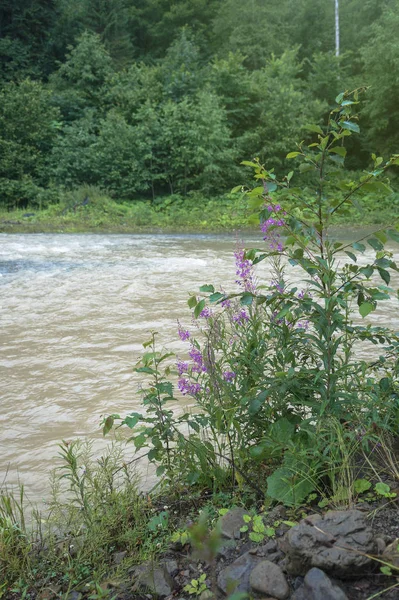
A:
[1,232,398,503]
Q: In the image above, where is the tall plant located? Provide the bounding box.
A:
[106,91,399,505]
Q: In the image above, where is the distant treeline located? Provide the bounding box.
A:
[0,0,398,209]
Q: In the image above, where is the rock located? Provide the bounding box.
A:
[291,568,348,600]
[382,538,399,568]
[217,539,238,559]
[249,560,290,599]
[132,562,175,597]
[199,591,213,600]
[162,559,179,577]
[219,508,247,539]
[284,510,375,578]
[217,550,263,594]
[256,540,278,555]
[64,593,82,600]
[113,550,127,565]
[375,537,386,554]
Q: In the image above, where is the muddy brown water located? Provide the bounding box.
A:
[1,232,398,503]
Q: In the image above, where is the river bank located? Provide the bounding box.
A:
[1,187,398,234]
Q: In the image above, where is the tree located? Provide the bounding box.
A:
[360,6,399,155]
[245,50,324,167]
[50,32,113,120]
[0,79,61,208]
[159,90,235,195]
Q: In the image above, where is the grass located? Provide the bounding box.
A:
[1,184,398,234]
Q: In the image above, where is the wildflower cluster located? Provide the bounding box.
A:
[261,204,285,252]
[234,247,256,292]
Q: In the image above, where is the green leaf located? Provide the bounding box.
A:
[368,237,384,252]
[353,479,372,495]
[209,292,225,303]
[377,268,390,285]
[286,152,301,159]
[387,229,399,243]
[135,366,155,374]
[243,514,252,523]
[240,293,253,306]
[375,482,391,496]
[359,302,374,318]
[249,532,264,542]
[341,121,360,133]
[241,160,259,168]
[188,296,197,309]
[124,414,140,429]
[102,415,114,436]
[266,467,315,506]
[345,251,357,262]
[335,92,345,104]
[352,242,366,252]
[199,285,214,293]
[380,566,393,576]
[329,146,347,157]
[194,299,206,318]
[303,124,324,134]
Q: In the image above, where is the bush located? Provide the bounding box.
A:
[106,92,399,506]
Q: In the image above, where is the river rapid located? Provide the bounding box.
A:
[1,232,398,503]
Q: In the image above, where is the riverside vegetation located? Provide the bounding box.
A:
[1,94,399,599]
[1,0,399,226]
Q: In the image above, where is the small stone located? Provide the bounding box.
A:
[132,562,175,597]
[162,559,179,576]
[113,550,127,565]
[219,508,247,540]
[291,568,348,600]
[217,551,263,594]
[256,540,278,556]
[217,539,237,559]
[375,537,386,554]
[249,560,289,600]
[382,538,399,568]
[199,591,213,600]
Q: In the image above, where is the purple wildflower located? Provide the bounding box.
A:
[189,345,207,373]
[234,247,256,293]
[298,290,305,300]
[261,215,285,252]
[271,280,284,294]
[178,378,201,396]
[199,307,213,319]
[223,371,236,382]
[221,298,232,309]
[297,320,309,330]
[176,360,189,376]
[178,322,190,341]
[232,309,249,326]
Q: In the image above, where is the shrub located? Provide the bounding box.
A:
[106,91,399,505]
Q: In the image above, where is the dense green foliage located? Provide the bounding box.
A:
[105,93,399,506]
[0,0,398,213]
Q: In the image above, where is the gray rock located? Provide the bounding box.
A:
[291,568,348,600]
[249,560,290,599]
[256,540,278,555]
[162,559,179,577]
[217,550,263,594]
[375,537,386,554]
[284,510,375,578]
[217,539,238,559]
[113,550,127,565]
[219,508,247,540]
[382,538,399,568]
[132,562,175,597]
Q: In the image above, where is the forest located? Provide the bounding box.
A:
[0,0,398,219]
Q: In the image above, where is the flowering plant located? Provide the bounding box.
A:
[105,91,399,504]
